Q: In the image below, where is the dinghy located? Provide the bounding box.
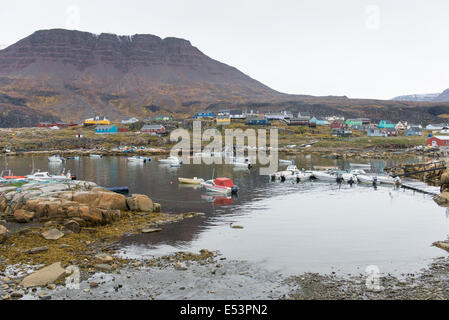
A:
[178,177,205,185]
[48,155,65,163]
[279,159,294,165]
[201,178,239,194]
[128,156,151,163]
[90,154,102,159]
[159,156,182,166]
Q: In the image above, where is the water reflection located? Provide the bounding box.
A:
[3,154,448,275]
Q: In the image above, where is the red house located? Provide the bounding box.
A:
[141,124,166,134]
[427,136,449,147]
[330,120,347,129]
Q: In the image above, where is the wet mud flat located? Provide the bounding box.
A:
[2,252,448,300]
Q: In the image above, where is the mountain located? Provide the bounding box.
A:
[0,29,285,125]
[393,90,449,103]
[392,93,440,102]
[1,28,449,127]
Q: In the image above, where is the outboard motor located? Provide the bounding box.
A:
[271,174,276,182]
[231,185,239,194]
[373,177,378,187]
[280,175,286,182]
[248,163,253,170]
[296,176,301,183]
[336,174,343,184]
[71,175,77,180]
[348,177,354,186]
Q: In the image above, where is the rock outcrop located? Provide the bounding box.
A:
[20,262,67,288]
[0,225,8,243]
[0,180,158,227]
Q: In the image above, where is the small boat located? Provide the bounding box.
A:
[357,174,400,186]
[201,178,239,194]
[279,159,294,165]
[107,186,129,194]
[159,156,182,166]
[271,165,299,181]
[179,177,205,185]
[128,156,151,163]
[26,170,74,182]
[231,157,252,169]
[350,163,371,169]
[48,155,65,163]
[90,154,102,159]
[311,170,339,182]
[66,156,80,160]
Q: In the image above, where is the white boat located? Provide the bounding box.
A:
[342,173,358,183]
[292,171,313,182]
[231,157,252,169]
[128,156,151,163]
[178,177,205,185]
[90,154,102,159]
[357,174,400,186]
[271,165,299,181]
[26,170,74,182]
[201,178,239,194]
[159,156,182,166]
[279,159,294,165]
[48,155,65,163]
[350,163,371,169]
[311,170,339,182]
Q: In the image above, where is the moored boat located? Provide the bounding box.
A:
[178,177,205,185]
[48,155,65,163]
[159,156,182,166]
[201,178,239,194]
[127,156,151,163]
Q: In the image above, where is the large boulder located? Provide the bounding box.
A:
[13,209,35,223]
[20,262,67,288]
[0,225,9,243]
[73,191,127,210]
[434,192,449,206]
[126,194,153,212]
[441,170,449,185]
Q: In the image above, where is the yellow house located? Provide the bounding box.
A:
[84,116,111,126]
[216,115,231,126]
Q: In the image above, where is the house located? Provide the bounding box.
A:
[141,124,166,135]
[346,118,371,128]
[229,110,246,119]
[195,111,214,119]
[427,136,449,147]
[95,125,117,134]
[121,117,139,124]
[395,121,408,130]
[154,115,173,121]
[384,127,398,136]
[265,111,292,120]
[288,117,310,126]
[330,120,347,129]
[378,120,395,129]
[367,128,387,137]
[216,115,231,125]
[426,124,445,130]
[85,116,111,126]
[309,117,329,126]
[405,126,422,136]
[246,115,269,125]
[332,128,352,137]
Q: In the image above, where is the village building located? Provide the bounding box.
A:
[405,126,422,136]
[153,115,173,121]
[95,125,118,134]
[85,116,110,126]
[309,117,329,126]
[367,128,387,137]
[332,128,352,137]
[395,121,408,131]
[426,124,446,130]
[229,110,246,119]
[330,120,347,129]
[378,120,395,129]
[216,115,231,125]
[141,124,166,135]
[195,111,215,119]
[246,114,269,125]
[427,135,449,147]
[121,117,139,124]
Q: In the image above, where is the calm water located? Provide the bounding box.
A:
[4,154,449,276]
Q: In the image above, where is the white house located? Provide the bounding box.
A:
[121,117,139,124]
[395,121,408,130]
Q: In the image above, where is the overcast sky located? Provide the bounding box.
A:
[1,0,448,100]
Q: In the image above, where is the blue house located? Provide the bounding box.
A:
[367,128,387,137]
[310,117,330,126]
[95,125,118,134]
[195,111,215,119]
[405,127,422,136]
[378,120,395,129]
[246,115,269,125]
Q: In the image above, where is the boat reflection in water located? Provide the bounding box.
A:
[201,194,236,206]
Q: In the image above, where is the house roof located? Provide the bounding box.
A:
[141,125,165,130]
[433,136,449,140]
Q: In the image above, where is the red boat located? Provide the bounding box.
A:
[201,178,239,194]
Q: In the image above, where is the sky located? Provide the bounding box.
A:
[1,0,449,100]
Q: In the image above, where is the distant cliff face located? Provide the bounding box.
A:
[0,29,280,124]
[393,90,449,103]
